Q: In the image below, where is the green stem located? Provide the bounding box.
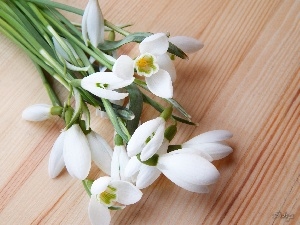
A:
[104,19,130,36]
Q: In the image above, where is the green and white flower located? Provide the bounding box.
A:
[127,117,166,161]
[82,0,105,47]
[113,33,176,98]
[48,125,113,179]
[22,104,52,121]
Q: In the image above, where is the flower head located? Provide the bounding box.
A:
[22,104,52,121]
[88,176,142,225]
[82,0,104,47]
[113,33,176,98]
[127,117,165,161]
[48,125,113,179]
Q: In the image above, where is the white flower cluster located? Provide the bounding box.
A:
[19,1,231,225]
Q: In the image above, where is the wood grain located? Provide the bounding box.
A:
[0,0,299,224]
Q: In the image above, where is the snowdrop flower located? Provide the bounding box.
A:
[82,0,104,47]
[182,130,233,160]
[113,33,176,98]
[81,72,134,101]
[125,145,220,193]
[168,36,204,54]
[111,144,130,182]
[157,149,220,193]
[127,117,166,161]
[48,124,113,179]
[125,139,169,189]
[22,104,52,121]
[88,176,142,225]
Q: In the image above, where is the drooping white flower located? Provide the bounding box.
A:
[88,176,142,225]
[125,139,169,189]
[127,117,165,161]
[82,0,104,47]
[22,104,52,121]
[48,125,113,179]
[182,130,233,160]
[113,33,176,98]
[110,145,130,181]
[81,72,134,101]
[168,36,204,54]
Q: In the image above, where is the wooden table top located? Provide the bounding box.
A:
[0,0,299,224]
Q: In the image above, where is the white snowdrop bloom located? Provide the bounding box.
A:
[110,145,130,181]
[82,0,104,47]
[81,72,134,101]
[48,125,113,179]
[112,33,176,98]
[182,130,233,160]
[88,176,142,225]
[127,117,166,161]
[168,36,204,54]
[22,104,52,121]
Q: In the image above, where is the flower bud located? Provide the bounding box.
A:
[22,104,52,121]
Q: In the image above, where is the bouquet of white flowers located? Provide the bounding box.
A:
[0,0,233,224]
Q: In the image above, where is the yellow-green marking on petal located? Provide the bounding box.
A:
[134,53,159,77]
[98,185,117,206]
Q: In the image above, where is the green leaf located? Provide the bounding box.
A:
[168,42,188,59]
[98,32,152,51]
[125,84,143,135]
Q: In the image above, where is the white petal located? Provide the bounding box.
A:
[136,165,161,189]
[140,122,165,161]
[48,132,66,178]
[169,36,204,53]
[88,195,111,225]
[161,171,209,193]
[110,145,131,181]
[182,143,233,160]
[124,156,142,177]
[139,33,169,55]
[158,153,220,185]
[22,104,52,121]
[87,131,113,175]
[82,83,129,100]
[112,55,134,80]
[156,139,169,155]
[111,180,143,205]
[86,0,104,46]
[127,117,165,157]
[63,124,91,180]
[81,1,90,45]
[65,61,90,72]
[168,148,213,162]
[183,130,233,145]
[157,54,177,82]
[82,72,134,90]
[91,176,112,195]
[145,69,173,98]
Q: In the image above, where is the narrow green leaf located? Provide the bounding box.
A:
[98,32,152,51]
[125,84,143,135]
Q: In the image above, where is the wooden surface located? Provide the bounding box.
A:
[0,0,299,224]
